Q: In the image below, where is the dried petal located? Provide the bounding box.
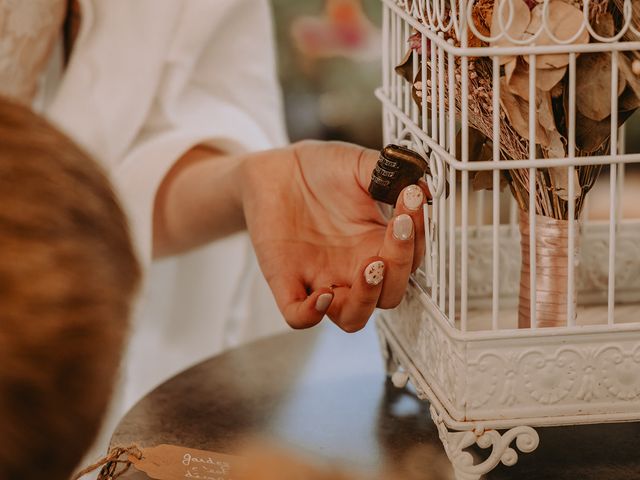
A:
[549,165,581,200]
[457,127,493,162]
[499,78,549,144]
[593,12,615,38]
[474,0,496,32]
[547,131,565,158]
[576,52,626,121]
[470,0,495,47]
[524,1,590,69]
[620,85,640,111]
[490,0,531,64]
[408,32,422,52]
[472,170,508,190]
[550,81,564,98]
[576,111,610,152]
[411,70,426,108]
[395,49,415,82]
[458,129,507,191]
[575,109,634,152]
[506,57,566,100]
[537,91,557,134]
[538,93,579,200]
[618,53,640,101]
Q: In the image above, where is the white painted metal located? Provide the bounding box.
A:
[377,0,640,477]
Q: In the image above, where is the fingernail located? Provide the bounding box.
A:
[364,260,385,286]
[393,214,413,241]
[403,185,424,211]
[315,293,333,312]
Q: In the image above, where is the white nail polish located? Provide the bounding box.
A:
[393,214,413,241]
[364,261,385,286]
[315,293,333,312]
[403,185,424,211]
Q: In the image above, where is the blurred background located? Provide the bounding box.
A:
[270,0,640,223]
[272,0,383,149]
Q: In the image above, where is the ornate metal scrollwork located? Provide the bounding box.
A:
[430,406,539,480]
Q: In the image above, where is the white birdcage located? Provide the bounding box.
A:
[374,0,640,477]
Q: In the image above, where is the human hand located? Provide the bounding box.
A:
[241,140,430,332]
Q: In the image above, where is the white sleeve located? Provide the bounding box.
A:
[47,0,288,264]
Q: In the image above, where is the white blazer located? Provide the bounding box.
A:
[44,0,289,420]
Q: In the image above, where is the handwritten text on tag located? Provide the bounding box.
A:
[129,444,240,480]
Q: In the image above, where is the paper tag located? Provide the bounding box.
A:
[129,444,240,480]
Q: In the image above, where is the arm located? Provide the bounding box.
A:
[153,140,430,332]
[152,145,246,257]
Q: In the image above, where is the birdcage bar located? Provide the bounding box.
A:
[404,23,413,123]
[437,38,447,310]
[383,4,390,99]
[528,54,538,328]
[617,127,626,223]
[382,11,389,143]
[459,22,470,330]
[492,55,501,330]
[412,46,420,123]
[378,83,640,169]
[421,31,432,295]
[386,6,395,139]
[431,30,438,142]
[396,13,403,139]
[429,31,440,303]
[420,33,427,126]
[608,50,620,325]
[389,7,396,103]
[447,48,458,324]
[567,53,577,327]
[452,152,640,169]
[377,1,640,345]
[459,0,470,333]
[509,197,518,235]
[387,0,640,55]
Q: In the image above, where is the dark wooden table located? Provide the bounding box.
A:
[112,322,640,479]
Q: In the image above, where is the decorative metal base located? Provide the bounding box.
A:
[375,277,640,477]
[430,405,539,480]
[378,314,540,479]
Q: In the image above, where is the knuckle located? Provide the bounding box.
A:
[338,320,367,333]
[378,295,403,309]
[292,139,320,153]
[355,293,378,308]
[284,312,313,330]
[388,257,413,273]
[329,310,369,333]
[285,318,306,330]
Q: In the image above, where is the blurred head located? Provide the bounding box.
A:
[0,98,140,480]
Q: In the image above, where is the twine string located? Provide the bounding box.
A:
[71,445,142,480]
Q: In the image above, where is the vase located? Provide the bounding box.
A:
[518,211,579,328]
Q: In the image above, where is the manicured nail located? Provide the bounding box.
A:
[364,261,385,286]
[403,185,424,211]
[315,293,333,312]
[393,214,413,241]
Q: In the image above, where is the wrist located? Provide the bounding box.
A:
[153,146,250,258]
[236,144,294,215]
